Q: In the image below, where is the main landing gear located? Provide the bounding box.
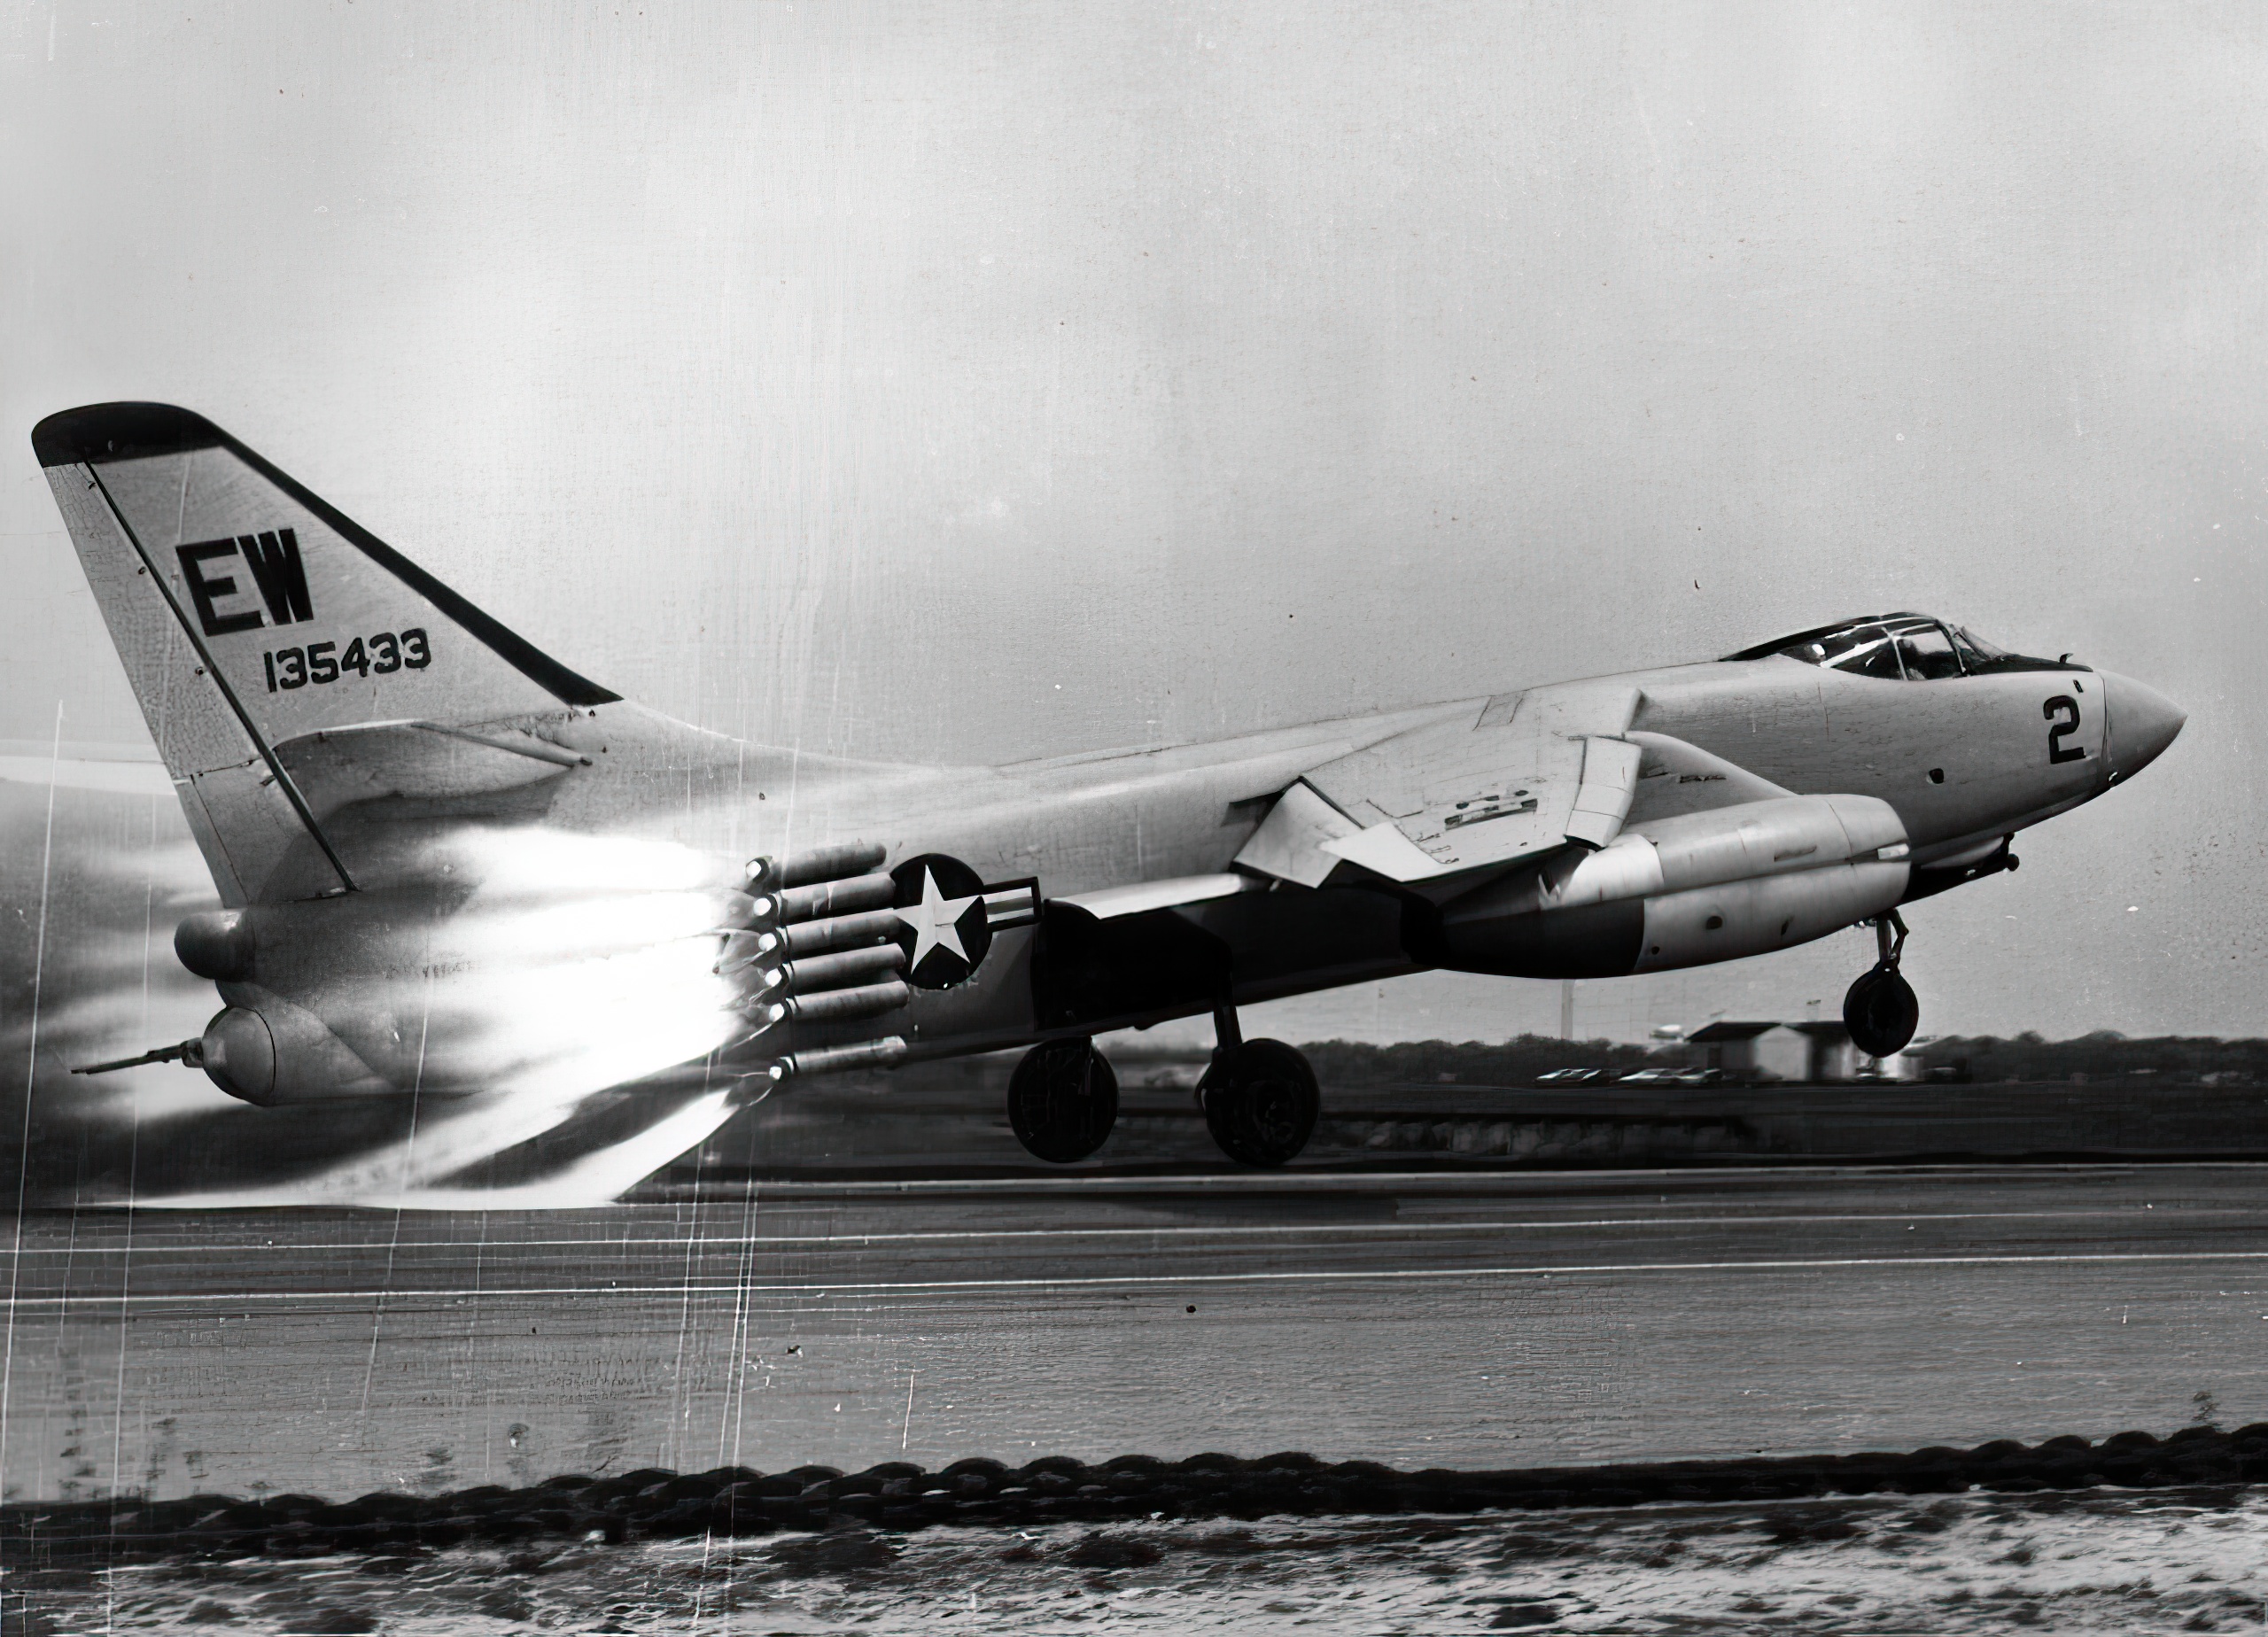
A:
[1845,910,1921,1059]
[1007,1037,1120,1164]
[1196,1002,1319,1168]
[1005,1005,1321,1168]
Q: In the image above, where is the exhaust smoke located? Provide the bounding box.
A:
[0,778,768,1208]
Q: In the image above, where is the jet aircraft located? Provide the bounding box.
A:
[35,403,2186,1168]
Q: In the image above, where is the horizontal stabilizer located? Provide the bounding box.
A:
[271,721,586,823]
[0,740,174,798]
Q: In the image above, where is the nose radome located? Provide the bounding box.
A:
[2101,672,2186,781]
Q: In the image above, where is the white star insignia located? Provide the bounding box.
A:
[895,867,982,970]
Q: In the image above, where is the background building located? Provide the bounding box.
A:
[1688,1021,1862,1083]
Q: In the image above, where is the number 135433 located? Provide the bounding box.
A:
[262,629,430,692]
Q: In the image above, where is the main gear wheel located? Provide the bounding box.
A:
[1199,1038,1320,1168]
[1006,1037,1118,1164]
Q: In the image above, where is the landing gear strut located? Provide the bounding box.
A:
[1844,910,1920,1059]
[1198,1002,1319,1168]
[1007,1037,1118,1163]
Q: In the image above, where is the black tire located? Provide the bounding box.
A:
[1200,1038,1319,1167]
[1844,964,1920,1059]
[1007,1038,1118,1163]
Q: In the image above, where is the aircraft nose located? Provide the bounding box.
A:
[2101,671,2186,781]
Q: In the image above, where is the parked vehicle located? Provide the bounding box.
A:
[1536,1067,1612,1084]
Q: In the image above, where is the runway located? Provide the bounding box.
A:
[6,1163,2268,1503]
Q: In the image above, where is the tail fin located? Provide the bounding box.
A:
[35,403,619,903]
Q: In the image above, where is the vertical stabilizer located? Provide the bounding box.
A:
[34,402,618,903]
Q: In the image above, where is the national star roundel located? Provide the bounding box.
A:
[889,853,992,989]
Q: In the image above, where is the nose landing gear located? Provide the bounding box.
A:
[1197,1002,1319,1168]
[1844,910,1920,1059]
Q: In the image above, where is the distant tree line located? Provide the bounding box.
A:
[1298,1036,1666,1088]
[1289,1032,2268,1087]
[1910,1032,2268,1086]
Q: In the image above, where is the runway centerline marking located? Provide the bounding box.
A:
[12,1247,2268,1307]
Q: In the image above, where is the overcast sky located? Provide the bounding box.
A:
[3,2,2261,1042]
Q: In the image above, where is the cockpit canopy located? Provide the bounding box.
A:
[1724,614,2087,679]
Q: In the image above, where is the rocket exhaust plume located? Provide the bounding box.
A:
[1,779,766,1208]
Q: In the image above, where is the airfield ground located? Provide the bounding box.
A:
[6,1160,2268,1506]
[659,1064,2268,1182]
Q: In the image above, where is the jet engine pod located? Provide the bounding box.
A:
[196,992,398,1106]
[198,1006,277,1103]
[1429,794,1912,978]
[175,911,255,981]
[1630,862,1909,972]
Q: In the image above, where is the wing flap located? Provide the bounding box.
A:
[1289,680,1644,883]
[1231,779,1359,888]
[1565,735,1645,849]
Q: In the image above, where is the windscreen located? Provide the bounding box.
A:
[1893,622,1963,679]
[1726,616,2086,675]
[1815,625,1904,679]
[1946,625,2089,674]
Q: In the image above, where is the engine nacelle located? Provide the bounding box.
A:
[196,989,399,1106]
[175,910,256,982]
[1426,795,1910,978]
[1625,861,1908,971]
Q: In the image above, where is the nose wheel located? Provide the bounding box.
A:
[1845,911,1920,1059]
[1007,1037,1119,1163]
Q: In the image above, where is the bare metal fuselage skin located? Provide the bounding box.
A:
[226,650,2171,1090]
[31,401,2183,1110]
